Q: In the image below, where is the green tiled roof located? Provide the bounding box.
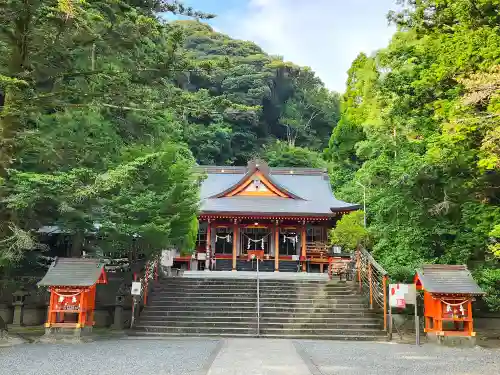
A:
[38,258,105,287]
[198,164,359,217]
[416,265,484,295]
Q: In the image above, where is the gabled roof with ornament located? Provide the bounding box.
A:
[415,265,484,295]
[38,258,107,287]
[197,160,359,218]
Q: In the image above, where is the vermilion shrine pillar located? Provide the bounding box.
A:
[205,219,211,271]
[232,219,238,271]
[301,224,306,272]
[274,222,280,272]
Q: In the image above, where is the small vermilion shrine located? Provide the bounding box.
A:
[38,258,107,335]
[414,265,484,341]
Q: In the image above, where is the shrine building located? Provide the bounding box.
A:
[175,160,359,272]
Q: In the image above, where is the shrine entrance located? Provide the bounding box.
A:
[240,226,272,259]
[279,227,300,257]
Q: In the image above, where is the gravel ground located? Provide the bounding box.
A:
[294,340,500,375]
[1,338,500,375]
[0,338,222,375]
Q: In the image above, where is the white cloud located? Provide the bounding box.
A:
[214,0,396,92]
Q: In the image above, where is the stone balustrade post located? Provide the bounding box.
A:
[112,294,126,330]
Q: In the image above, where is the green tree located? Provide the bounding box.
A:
[262,142,326,168]
[329,211,368,252]
[329,0,500,309]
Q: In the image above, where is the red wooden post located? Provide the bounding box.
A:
[78,291,85,328]
[206,220,212,270]
[301,224,306,272]
[232,220,238,271]
[274,222,279,272]
[468,300,473,336]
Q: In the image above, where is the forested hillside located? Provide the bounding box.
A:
[327,0,500,308]
[173,21,339,165]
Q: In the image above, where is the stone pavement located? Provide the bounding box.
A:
[1,337,499,375]
[207,338,310,375]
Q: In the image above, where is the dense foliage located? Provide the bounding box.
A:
[0,1,212,265]
[326,0,500,308]
[0,1,337,268]
[329,211,369,252]
[172,21,340,165]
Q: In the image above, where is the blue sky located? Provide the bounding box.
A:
[175,0,398,93]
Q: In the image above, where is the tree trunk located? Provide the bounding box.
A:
[70,231,84,257]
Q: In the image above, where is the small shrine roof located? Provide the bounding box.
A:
[38,258,106,287]
[415,264,485,295]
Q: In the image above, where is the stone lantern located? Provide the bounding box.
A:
[12,289,29,326]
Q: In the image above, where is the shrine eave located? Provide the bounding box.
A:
[198,212,348,222]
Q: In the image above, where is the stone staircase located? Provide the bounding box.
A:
[132,277,386,340]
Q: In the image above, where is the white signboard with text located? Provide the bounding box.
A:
[389,283,416,308]
[131,282,142,296]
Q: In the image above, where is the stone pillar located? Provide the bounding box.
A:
[301,224,307,272]
[232,220,238,271]
[11,290,29,326]
[112,295,125,330]
[274,222,280,272]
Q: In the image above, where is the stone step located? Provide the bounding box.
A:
[152,280,346,289]
[151,289,354,296]
[134,326,258,335]
[158,280,332,284]
[155,284,332,290]
[136,320,380,329]
[140,310,380,318]
[154,281,343,286]
[133,325,383,337]
[145,302,368,310]
[146,301,257,307]
[150,291,364,300]
[143,305,373,313]
[155,285,333,290]
[139,315,379,323]
[259,327,385,336]
[128,331,385,341]
[150,297,258,303]
[128,331,257,338]
[259,334,385,341]
[259,302,368,308]
[148,296,364,304]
